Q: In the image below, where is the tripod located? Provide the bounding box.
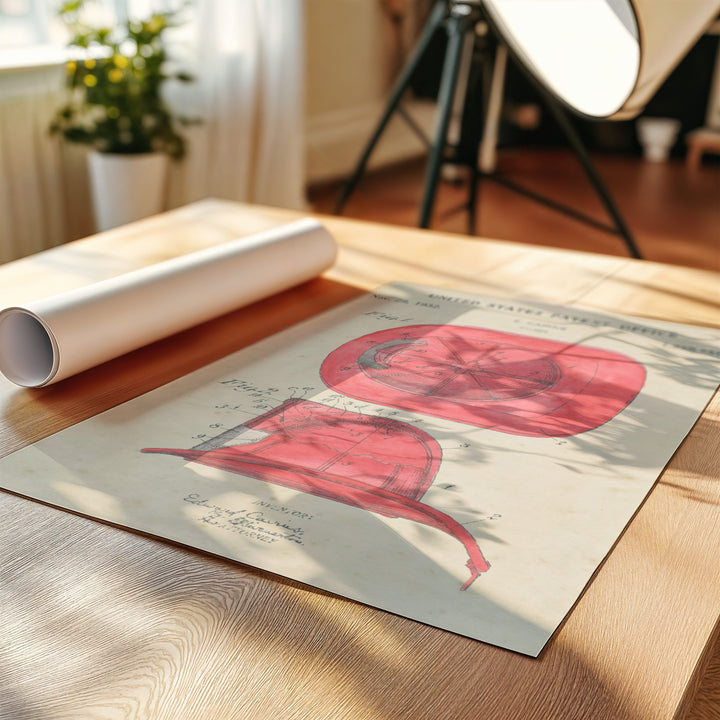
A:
[334,0,642,259]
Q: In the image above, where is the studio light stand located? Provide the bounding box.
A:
[334,0,643,259]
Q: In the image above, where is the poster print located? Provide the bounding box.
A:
[1,283,719,656]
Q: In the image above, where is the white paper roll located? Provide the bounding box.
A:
[0,218,337,387]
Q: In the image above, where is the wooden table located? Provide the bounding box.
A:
[1,199,719,720]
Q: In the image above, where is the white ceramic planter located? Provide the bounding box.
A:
[636,117,681,163]
[87,151,169,231]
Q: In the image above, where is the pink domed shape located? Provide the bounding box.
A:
[320,325,645,437]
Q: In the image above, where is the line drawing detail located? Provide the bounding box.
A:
[321,325,646,436]
[143,398,490,589]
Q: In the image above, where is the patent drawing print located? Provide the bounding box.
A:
[142,398,490,590]
[321,325,646,437]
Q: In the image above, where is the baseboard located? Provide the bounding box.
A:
[305,98,437,185]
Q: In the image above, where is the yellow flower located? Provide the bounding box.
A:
[83,75,98,87]
[66,60,77,73]
[113,55,129,69]
[147,16,165,33]
[108,68,124,83]
[84,59,96,70]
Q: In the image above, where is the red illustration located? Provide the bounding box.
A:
[320,325,645,437]
[142,399,489,589]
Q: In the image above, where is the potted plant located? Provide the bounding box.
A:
[50,0,193,231]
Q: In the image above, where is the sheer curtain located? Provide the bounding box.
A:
[167,0,306,211]
[0,0,306,263]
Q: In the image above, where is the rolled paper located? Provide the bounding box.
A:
[0,218,337,387]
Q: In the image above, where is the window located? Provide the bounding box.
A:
[0,0,54,48]
[0,1,138,68]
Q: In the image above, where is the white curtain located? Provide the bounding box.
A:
[0,0,306,263]
[167,0,307,211]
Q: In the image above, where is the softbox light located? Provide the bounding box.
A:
[482,0,720,119]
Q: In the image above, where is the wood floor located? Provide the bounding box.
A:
[309,148,720,273]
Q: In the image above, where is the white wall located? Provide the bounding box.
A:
[304,0,435,184]
[0,64,94,263]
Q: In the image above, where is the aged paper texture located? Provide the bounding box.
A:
[2,284,719,656]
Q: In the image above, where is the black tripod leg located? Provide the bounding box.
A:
[334,0,447,214]
[541,92,643,259]
[467,159,480,235]
[465,36,498,235]
[419,9,473,228]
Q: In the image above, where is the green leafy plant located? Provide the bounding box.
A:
[50,1,193,158]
